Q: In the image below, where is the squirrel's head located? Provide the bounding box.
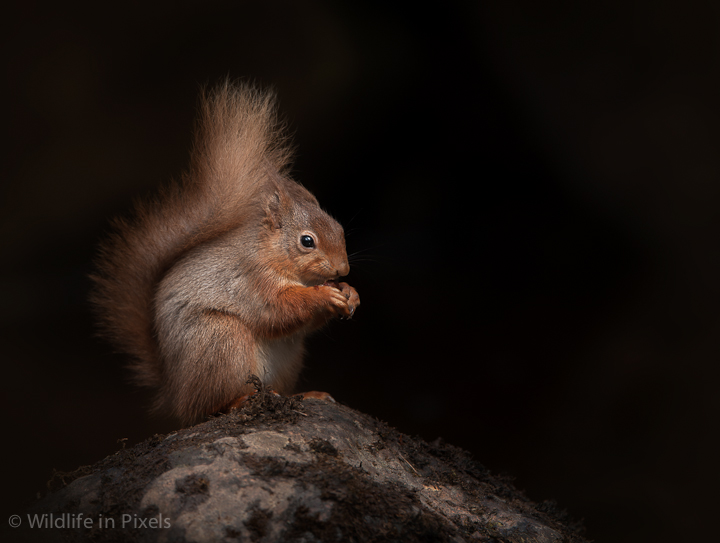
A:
[261,178,350,286]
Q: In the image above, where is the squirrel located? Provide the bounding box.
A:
[91,81,360,425]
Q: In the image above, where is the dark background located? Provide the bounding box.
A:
[2,1,719,542]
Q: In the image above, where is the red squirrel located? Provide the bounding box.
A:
[91,82,360,425]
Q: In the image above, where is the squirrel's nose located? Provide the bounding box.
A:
[336,260,350,278]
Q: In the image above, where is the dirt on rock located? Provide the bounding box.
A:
[16,383,588,543]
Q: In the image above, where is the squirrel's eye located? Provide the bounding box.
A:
[300,235,315,248]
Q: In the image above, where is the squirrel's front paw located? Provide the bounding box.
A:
[336,282,360,319]
[314,283,359,319]
[319,285,350,315]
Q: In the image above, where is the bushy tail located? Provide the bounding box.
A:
[90,81,292,387]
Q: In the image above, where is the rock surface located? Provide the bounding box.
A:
[16,392,587,542]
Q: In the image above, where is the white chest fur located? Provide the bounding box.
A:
[255,333,306,389]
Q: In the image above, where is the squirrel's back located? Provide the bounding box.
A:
[91,82,292,388]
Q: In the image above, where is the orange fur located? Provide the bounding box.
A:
[91,82,359,425]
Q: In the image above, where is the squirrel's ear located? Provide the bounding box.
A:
[263,190,285,230]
